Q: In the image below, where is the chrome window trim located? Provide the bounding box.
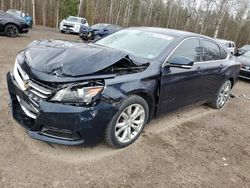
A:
[162,36,230,67]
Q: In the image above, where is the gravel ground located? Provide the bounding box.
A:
[0,26,250,188]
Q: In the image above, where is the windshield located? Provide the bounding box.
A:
[95,29,174,59]
[243,51,250,57]
[242,45,250,51]
[92,24,108,30]
[66,17,81,23]
[7,11,21,17]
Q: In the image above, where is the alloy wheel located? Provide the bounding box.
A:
[115,104,145,144]
[217,81,231,107]
[6,25,18,37]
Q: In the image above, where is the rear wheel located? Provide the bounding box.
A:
[105,95,149,148]
[208,80,232,109]
[4,24,19,37]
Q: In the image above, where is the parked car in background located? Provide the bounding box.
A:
[237,51,250,79]
[0,10,29,37]
[6,9,33,28]
[60,16,89,34]
[7,27,240,148]
[79,23,123,41]
[217,39,236,55]
[235,45,250,56]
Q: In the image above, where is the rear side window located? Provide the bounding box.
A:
[170,38,201,62]
[221,48,228,59]
[202,40,221,61]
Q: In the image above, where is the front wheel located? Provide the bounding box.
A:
[208,80,232,109]
[105,95,149,148]
[4,24,19,37]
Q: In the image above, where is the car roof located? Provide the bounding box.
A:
[68,16,86,20]
[126,27,207,38]
[93,23,120,27]
[7,9,25,13]
[0,10,17,18]
[93,23,110,26]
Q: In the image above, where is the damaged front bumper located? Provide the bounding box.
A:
[7,72,118,146]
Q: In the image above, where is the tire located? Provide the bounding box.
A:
[29,21,33,28]
[93,35,101,41]
[105,95,149,148]
[4,24,19,37]
[60,30,65,33]
[208,80,232,109]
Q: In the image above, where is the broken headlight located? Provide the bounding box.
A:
[50,85,104,104]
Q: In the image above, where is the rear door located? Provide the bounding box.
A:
[157,38,203,115]
[197,39,229,100]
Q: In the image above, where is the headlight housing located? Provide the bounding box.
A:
[51,84,104,104]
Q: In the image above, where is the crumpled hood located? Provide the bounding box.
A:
[24,40,139,77]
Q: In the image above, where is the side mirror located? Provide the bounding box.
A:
[168,56,194,69]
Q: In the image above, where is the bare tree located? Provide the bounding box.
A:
[1,0,4,10]
[55,0,60,28]
[32,0,35,25]
[78,0,84,16]
[213,0,232,38]
[108,0,114,23]
[42,0,46,26]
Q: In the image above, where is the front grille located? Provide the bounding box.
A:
[63,24,74,28]
[13,61,54,119]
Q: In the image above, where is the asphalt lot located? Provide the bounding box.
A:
[0,26,250,188]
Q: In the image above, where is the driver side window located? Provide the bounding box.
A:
[169,38,202,62]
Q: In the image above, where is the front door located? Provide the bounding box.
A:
[157,38,203,116]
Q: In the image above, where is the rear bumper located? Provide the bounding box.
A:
[7,72,118,146]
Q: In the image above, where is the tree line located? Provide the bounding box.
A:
[1,0,250,47]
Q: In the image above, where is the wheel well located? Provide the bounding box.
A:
[229,78,234,87]
[4,23,20,32]
[130,92,155,122]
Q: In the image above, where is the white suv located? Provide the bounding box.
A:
[217,39,236,55]
[60,16,89,34]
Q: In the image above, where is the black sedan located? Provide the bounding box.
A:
[0,10,29,37]
[7,27,240,148]
[235,45,250,56]
[79,23,122,41]
[238,51,250,79]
